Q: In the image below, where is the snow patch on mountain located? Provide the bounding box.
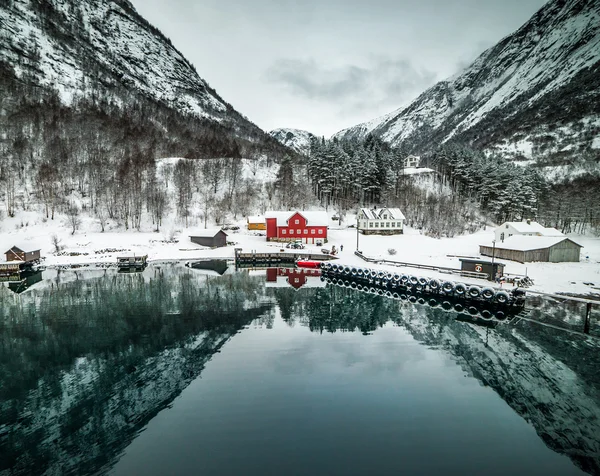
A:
[333,0,600,165]
[269,128,317,155]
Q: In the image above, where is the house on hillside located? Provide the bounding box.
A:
[265,211,328,244]
[247,215,266,231]
[404,155,420,168]
[480,236,582,263]
[495,220,563,243]
[358,208,405,235]
[189,229,228,248]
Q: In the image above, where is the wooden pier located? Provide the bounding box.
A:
[235,248,336,269]
[117,255,148,270]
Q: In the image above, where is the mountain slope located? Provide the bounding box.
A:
[269,128,317,155]
[334,0,600,164]
[0,0,286,158]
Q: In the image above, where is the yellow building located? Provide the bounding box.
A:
[247,215,266,230]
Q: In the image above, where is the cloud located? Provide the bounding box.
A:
[265,56,438,112]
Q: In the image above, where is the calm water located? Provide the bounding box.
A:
[1,265,599,475]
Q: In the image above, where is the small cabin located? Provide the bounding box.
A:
[5,246,41,263]
[247,216,266,231]
[459,258,505,281]
[190,229,228,248]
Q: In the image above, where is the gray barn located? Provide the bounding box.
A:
[480,236,582,263]
[190,229,228,248]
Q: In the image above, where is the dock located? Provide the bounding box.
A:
[117,255,148,270]
[234,249,336,269]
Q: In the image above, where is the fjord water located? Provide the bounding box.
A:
[1,266,598,475]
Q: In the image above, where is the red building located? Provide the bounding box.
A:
[265,267,325,290]
[265,211,328,244]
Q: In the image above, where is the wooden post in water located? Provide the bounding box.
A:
[583,302,592,335]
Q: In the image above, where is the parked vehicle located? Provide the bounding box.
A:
[286,241,305,249]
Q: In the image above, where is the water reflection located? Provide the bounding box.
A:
[0,266,598,474]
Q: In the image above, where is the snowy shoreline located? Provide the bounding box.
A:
[2,214,599,298]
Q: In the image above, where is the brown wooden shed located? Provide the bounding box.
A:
[480,236,582,263]
[189,229,228,248]
[5,246,41,263]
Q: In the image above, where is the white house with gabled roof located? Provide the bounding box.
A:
[495,220,564,243]
[358,208,405,235]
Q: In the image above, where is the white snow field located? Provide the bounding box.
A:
[1,210,598,297]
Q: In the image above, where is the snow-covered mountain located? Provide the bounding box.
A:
[0,0,284,155]
[334,0,600,164]
[269,128,318,155]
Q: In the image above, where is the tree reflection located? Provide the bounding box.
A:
[0,267,270,475]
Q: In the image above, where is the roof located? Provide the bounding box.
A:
[5,246,24,254]
[189,228,228,238]
[247,215,265,223]
[481,236,582,252]
[265,211,329,227]
[459,258,505,267]
[360,208,406,220]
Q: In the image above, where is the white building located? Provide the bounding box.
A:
[495,220,564,243]
[358,208,405,235]
[404,155,420,168]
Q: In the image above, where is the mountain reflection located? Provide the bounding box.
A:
[0,267,271,475]
[0,267,599,475]
[267,281,600,475]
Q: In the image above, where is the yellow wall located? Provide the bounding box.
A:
[248,222,266,230]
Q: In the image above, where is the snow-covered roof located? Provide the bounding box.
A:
[482,236,582,251]
[189,228,227,238]
[360,208,406,220]
[501,221,546,233]
[265,211,329,227]
[247,215,265,223]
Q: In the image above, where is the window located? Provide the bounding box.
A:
[311,229,315,234]
[369,222,373,228]
[509,233,513,237]
[282,229,286,235]
[386,222,390,227]
[304,229,308,234]
[375,222,379,228]
[390,222,395,228]
[397,222,402,227]
[297,229,301,234]
[318,229,323,234]
[383,214,388,219]
[295,219,299,224]
[505,224,509,229]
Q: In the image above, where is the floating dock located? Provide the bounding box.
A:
[320,262,526,322]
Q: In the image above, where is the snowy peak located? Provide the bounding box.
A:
[333,0,600,164]
[269,128,318,155]
[0,0,267,139]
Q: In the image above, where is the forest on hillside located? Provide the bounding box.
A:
[0,60,293,231]
[304,136,600,237]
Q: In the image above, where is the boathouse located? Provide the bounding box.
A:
[190,229,228,248]
[265,211,328,244]
[5,246,40,263]
[480,236,582,263]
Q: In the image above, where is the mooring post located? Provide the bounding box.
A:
[583,302,592,334]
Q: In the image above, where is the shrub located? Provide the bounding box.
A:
[388,248,397,256]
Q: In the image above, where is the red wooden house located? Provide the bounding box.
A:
[265,211,328,244]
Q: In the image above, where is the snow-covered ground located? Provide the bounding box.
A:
[2,211,598,297]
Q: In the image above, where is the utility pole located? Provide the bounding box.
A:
[356,211,360,252]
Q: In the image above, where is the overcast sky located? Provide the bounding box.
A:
[130,0,548,137]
